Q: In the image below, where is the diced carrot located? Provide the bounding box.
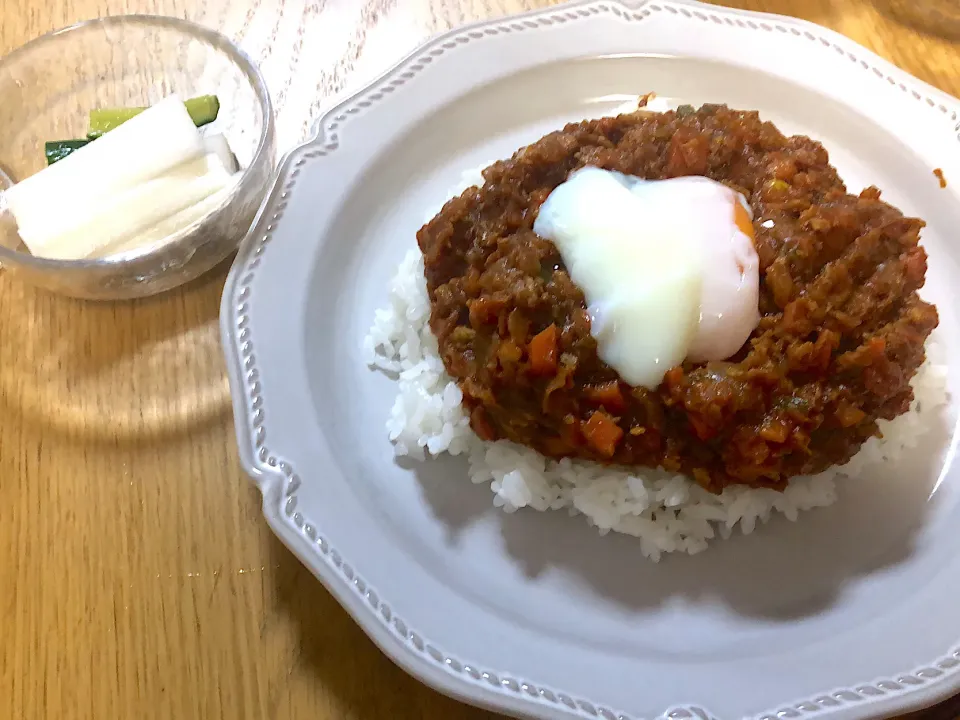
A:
[688,413,715,441]
[812,329,839,371]
[866,337,886,362]
[732,429,771,465]
[468,296,504,327]
[692,468,712,489]
[663,367,684,388]
[582,411,623,458]
[792,428,812,455]
[782,298,812,334]
[785,341,815,372]
[837,335,889,370]
[835,402,866,428]
[758,418,790,443]
[903,246,927,285]
[583,381,626,413]
[528,324,559,375]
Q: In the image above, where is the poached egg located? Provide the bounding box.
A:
[532,167,760,389]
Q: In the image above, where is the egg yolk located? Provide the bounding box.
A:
[734,201,755,241]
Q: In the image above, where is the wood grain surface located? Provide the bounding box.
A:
[1,1,958,719]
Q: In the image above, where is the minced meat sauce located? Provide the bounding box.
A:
[417,105,939,492]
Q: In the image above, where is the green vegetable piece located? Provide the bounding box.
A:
[87,107,142,137]
[44,139,91,165]
[185,95,220,126]
[87,95,221,138]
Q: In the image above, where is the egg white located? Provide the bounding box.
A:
[533,167,760,388]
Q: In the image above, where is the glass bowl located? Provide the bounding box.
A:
[0,15,276,300]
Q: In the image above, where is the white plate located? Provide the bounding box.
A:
[220,2,960,718]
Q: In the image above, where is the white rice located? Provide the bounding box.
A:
[363,169,949,561]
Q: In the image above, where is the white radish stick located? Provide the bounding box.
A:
[4,95,205,243]
[24,153,233,260]
[102,175,240,259]
[203,134,239,174]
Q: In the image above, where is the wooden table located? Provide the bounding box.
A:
[1,1,958,718]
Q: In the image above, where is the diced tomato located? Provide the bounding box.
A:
[528,324,559,375]
[582,411,623,458]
